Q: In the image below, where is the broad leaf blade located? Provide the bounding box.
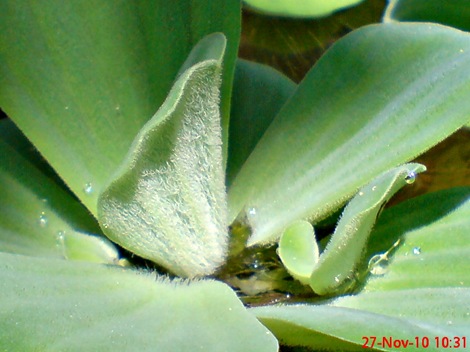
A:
[98,34,228,278]
[229,23,470,245]
[0,1,240,216]
[309,163,425,295]
[384,0,470,32]
[0,120,119,264]
[252,190,470,350]
[0,253,278,352]
[228,59,296,184]
[243,0,365,18]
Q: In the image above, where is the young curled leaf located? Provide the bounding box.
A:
[98,33,228,278]
[278,220,319,285]
[308,163,426,295]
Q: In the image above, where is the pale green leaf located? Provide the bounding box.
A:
[384,0,470,32]
[252,190,470,351]
[228,23,470,245]
[278,220,319,285]
[228,59,296,184]
[0,253,278,352]
[0,120,119,264]
[98,34,228,278]
[0,1,240,216]
[309,163,425,295]
[244,0,365,18]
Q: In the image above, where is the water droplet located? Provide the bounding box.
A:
[446,320,453,325]
[405,171,416,184]
[65,106,69,110]
[412,247,421,255]
[83,182,93,195]
[56,231,65,246]
[460,49,464,53]
[359,191,364,196]
[372,186,377,191]
[250,259,260,269]
[285,294,291,299]
[115,105,120,111]
[368,254,389,275]
[334,275,341,283]
[102,223,109,229]
[38,212,48,227]
[247,207,257,217]
[41,198,48,203]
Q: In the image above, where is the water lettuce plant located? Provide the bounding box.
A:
[1,1,469,350]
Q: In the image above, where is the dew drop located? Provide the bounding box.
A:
[412,247,421,255]
[405,171,416,184]
[368,254,389,275]
[56,231,65,245]
[372,186,377,191]
[247,207,257,217]
[334,275,341,283]
[115,105,120,111]
[359,191,364,196]
[83,182,93,195]
[65,106,69,110]
[38,212,48,228]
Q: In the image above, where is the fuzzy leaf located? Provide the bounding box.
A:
[98,34,228,278]
[252,189,470,350]
[0,253,278,352]
[309,163,425,295]
[0,1,240,216]
[228,23,470,245]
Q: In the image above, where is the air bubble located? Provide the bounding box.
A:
[412,247,421,255]
[368,254,389,275]
[83,182,93,195]
[405,171,416,184]
[38,212,48,227]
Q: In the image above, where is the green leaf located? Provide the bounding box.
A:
[252,190,470,350]
[243,0,365,18]
[228,23,470,245]
[309,163,425,295]
[384,0,470,32]
[98,34,228,278]
[228,59,296,184]
[0,1,240,216]
[0,120,119,264]
[0,253,278,352]
[278,220,319,285]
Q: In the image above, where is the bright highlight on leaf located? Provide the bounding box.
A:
[98,34,229,278]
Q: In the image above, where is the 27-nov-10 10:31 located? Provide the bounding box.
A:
[362,335,468,349]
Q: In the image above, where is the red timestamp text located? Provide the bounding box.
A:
[362,336,467,349]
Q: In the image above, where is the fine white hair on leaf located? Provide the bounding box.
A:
[98,34,229,278]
